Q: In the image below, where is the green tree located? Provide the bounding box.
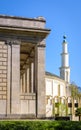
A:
[75,107,81,121]
[69,83,81,98]
[59,103,67,116]
[54,102,67,117]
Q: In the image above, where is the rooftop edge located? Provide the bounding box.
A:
[0,14,46,22]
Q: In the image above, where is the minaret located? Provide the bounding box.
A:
[60,35,70,83]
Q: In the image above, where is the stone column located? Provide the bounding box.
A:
[7,44,11,115]
[25,69,27,93]
[35,40,46,118]
[7,41,20,115]
[33,59,35,93]
[21,75,24,93]
[27,66,29,93]
[29,62,31,93]
[22,73,25,93]
[31,62,34,93]
[20,76,22,93]
[11,44,20,114]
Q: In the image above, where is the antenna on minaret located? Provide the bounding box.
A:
[59,35,70,83]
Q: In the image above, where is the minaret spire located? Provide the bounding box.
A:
[63,35,67,42]
[60,35,70,83]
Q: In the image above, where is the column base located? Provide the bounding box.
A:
[37,114,46,119]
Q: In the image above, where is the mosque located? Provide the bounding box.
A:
[45,36,72,120]
[0,15,80,120]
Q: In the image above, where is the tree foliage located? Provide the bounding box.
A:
[69,83,81,98]
[76,108,81,116]
[75,107,81,121]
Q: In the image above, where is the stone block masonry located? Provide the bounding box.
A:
[0,15,50,118]
[0,41,7,100]
[0,41,7,115]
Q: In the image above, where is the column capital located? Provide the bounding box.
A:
[5,39,21,45]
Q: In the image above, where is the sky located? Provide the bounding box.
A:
[0,0,81,87]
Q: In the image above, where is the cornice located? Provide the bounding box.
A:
[0,14,46,22]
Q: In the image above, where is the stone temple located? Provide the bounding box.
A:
[0,15,50,118]
[0,15,80,121]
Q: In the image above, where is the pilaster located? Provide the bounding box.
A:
[7,41,20,115]
[35,40,46,118]
[11,44,20,114]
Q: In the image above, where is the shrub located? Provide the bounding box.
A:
[0,120,81,130]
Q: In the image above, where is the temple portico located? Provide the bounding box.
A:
[0,15,50,118]
[20,41,46,118]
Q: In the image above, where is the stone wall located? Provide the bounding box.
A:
[0,41,7,115]
[20,93,36,116]
[0,15,50,118]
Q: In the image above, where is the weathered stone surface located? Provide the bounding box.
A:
[0,100,6,114]
[35,41,46,118]
[11,44,20,114]
[0,15,46,29]
[20,99,36,114]
[0,15,50,118]
[0,41,7,104]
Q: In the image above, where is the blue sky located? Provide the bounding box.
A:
[0,0,81,87]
